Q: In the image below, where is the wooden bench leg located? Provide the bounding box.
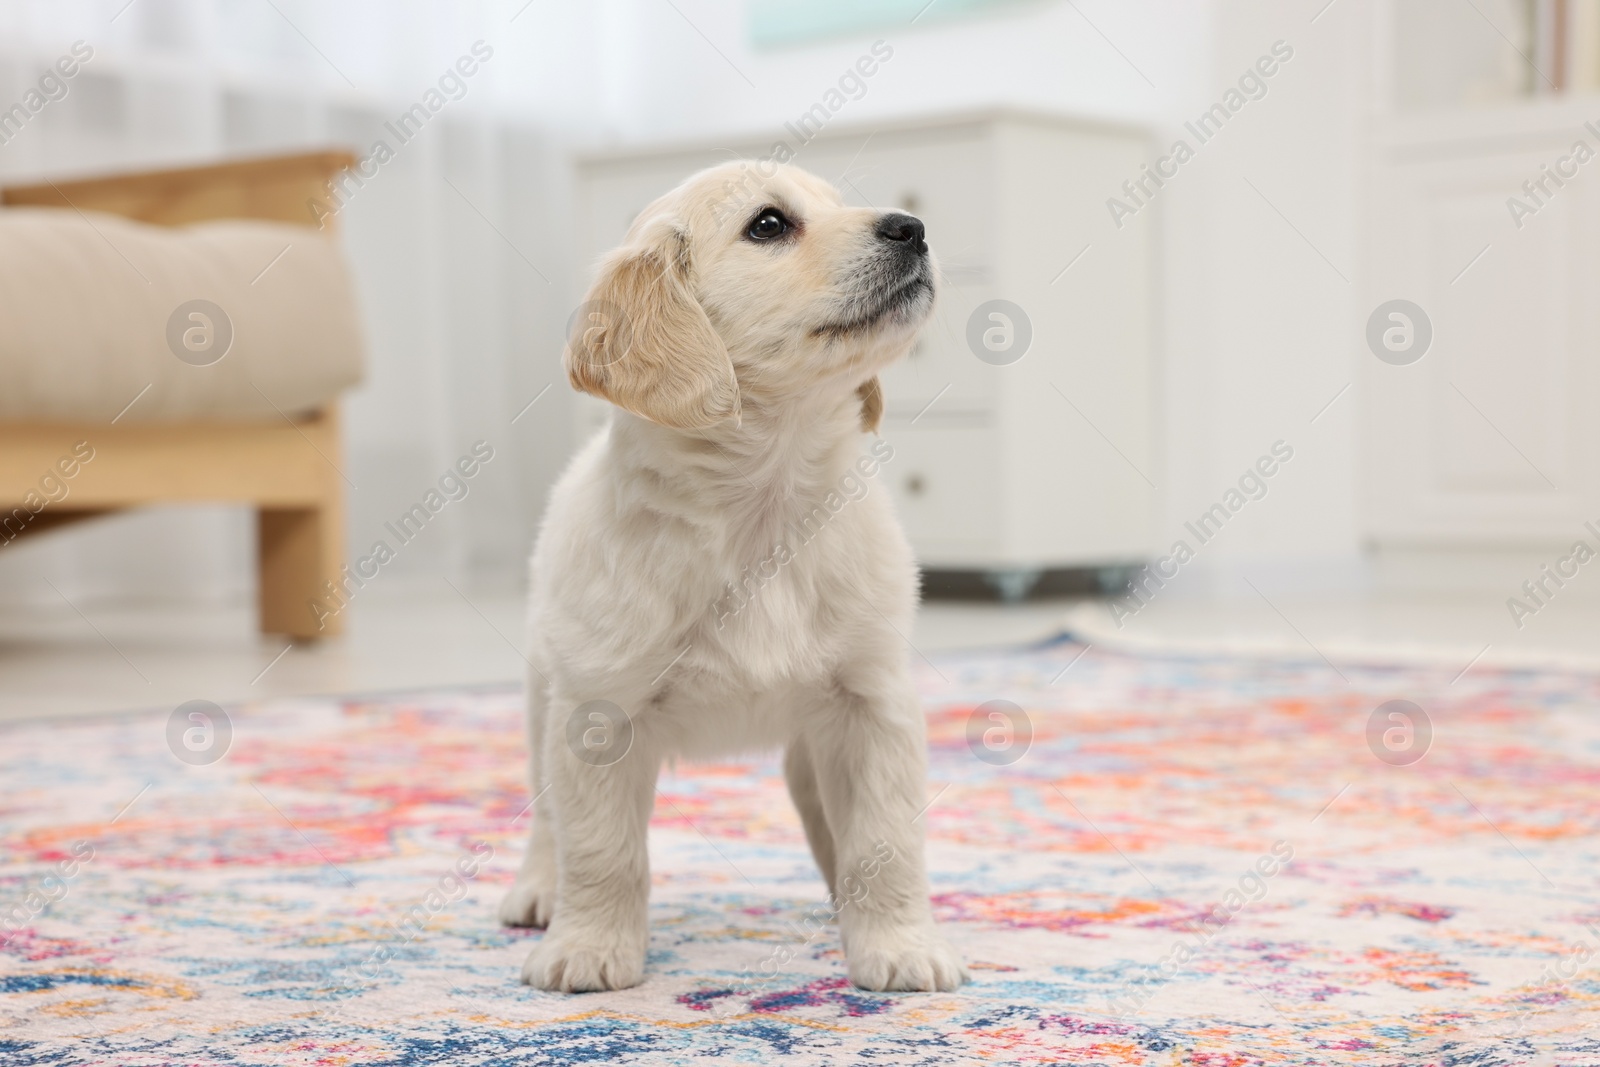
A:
[258,502,344,640]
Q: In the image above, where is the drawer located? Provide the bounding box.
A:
[876,420,1000,561]
[795,128,994,276]
[879,283,1001,416]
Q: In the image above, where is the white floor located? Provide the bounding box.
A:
[0,581,1075,725]
[1063,588,1600,674]
[0,580,1595,725]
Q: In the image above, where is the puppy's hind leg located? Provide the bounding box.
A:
[784,737,838,899]
[499,666,559,928]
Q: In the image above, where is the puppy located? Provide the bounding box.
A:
[499,160,966,994]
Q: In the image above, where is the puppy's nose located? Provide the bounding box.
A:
[876,212,927,254]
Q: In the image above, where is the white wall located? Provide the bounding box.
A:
[573,0,1206,142]
[1153,0,1370,597]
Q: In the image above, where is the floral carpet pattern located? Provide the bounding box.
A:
[3,635,1600,1065]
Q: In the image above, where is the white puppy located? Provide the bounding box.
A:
[499,160,966,994]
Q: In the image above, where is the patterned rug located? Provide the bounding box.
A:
[4,635,1600,1065]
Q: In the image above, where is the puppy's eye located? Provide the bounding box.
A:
[746,209,790,241]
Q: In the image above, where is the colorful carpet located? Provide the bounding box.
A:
[3,636,1600,1065]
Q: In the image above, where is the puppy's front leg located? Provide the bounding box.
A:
[808,680,967,992]
[520,694,657,992]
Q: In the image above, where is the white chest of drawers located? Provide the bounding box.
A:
[573,110,1157,594]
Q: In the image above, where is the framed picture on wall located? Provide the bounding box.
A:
[748,0,1037,47]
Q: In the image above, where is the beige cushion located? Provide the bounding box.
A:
[0,207,364,422]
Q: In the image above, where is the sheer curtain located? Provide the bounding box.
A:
[0,0,612,612]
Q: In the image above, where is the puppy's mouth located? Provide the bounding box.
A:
[812,262,935,339]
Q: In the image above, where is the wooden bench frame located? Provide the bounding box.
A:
[0,150,356,640]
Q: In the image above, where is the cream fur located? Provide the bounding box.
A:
[499,161,966,994]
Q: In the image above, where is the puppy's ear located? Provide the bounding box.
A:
[856,376,883,433]
[566,216,740,429]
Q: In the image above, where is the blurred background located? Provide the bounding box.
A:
[0,0,1595,718]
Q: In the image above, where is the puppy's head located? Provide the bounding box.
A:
[565,161,935,432]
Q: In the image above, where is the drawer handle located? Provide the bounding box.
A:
[905,474,927,497]
[900,192,921,213]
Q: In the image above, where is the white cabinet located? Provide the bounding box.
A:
[1364,100,1600,548]
[574,111,1158,587]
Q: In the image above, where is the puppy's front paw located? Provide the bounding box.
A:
[520,928,646,992]
[498,873,557,928]
[845,922,968,992]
